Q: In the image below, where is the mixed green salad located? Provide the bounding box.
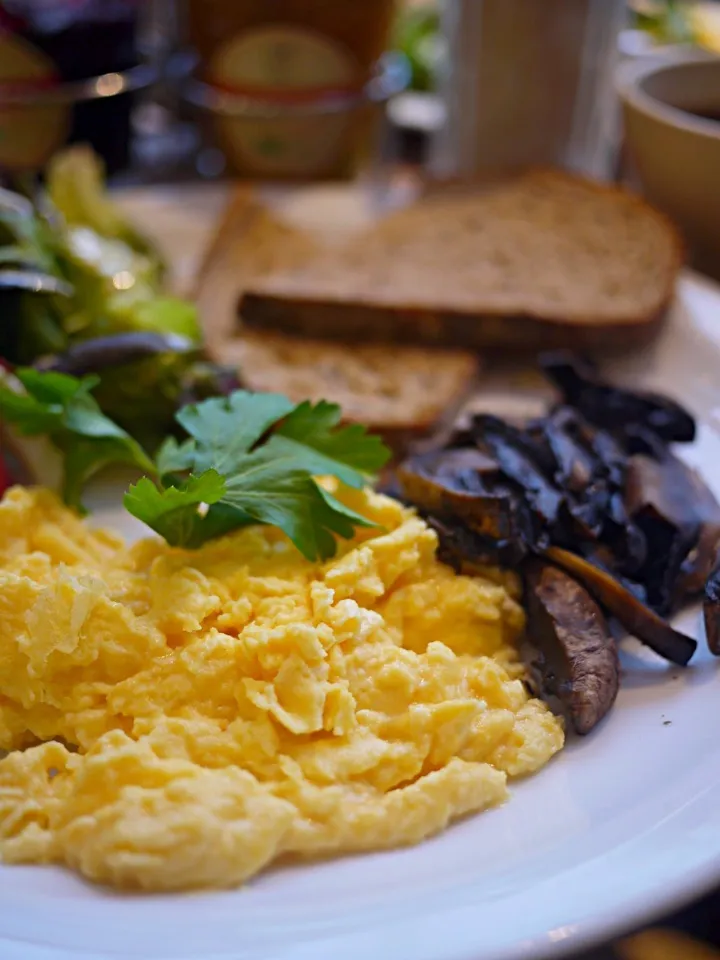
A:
[0,147,237,453]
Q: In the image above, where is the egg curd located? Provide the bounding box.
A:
[0,485,563,891]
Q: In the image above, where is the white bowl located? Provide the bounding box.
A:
[618,54,720,280]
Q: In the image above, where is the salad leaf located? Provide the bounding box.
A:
[0,367,154,511]
[0,188,58,273]
[630,0,694,43]
[46,146,164,273]
[15,367,96,406]
[0,246,47,269]
[0,147,208,451]
[89,352,200,454]
[62,437,152,514]
[0,269,73,296]
[124,297,202,342]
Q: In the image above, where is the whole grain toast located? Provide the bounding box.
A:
[239,170,683,353]
[221,331,480,455]
[193,191,480,453]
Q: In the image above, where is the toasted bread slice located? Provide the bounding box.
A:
[239,170,683,353]
[226,331,480,454]
[195,191,322,354]
[194,193,480,453]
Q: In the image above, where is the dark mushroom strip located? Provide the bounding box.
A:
[703,564,720,655]
[539,351,696,444]
[680,530,720,603]
[524,560,619,735]
[676,470,720,600]
[397,448,497,517]
[527,408,607,542]
[625,451,720,606]
[469,414,563,531]
[622,424,669,458]
[397,448,538,549]
[376,471,407,503]
[526,407,646,568]
[583,421,628,490]
[531,406,627,488]
[544,546,697,666]
[427,515,526,569]
[602,490,648,575]
[558,404,641,572]
[537,406,600,495]
[625,453,704,536]
[576,542,649,605]
[563,414,642,563]
[624,452,707,613]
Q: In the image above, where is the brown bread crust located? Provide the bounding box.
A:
[240,296,670,354]
[239,170,683,355]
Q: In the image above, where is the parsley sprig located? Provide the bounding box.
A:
[0,369,390,560]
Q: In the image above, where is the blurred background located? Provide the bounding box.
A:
[2,4,720,957]
[0,0,718,187]
[3,0,720,274]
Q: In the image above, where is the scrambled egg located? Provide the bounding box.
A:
[0,485,563,890]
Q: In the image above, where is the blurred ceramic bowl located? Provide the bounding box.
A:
[618,54,720,281]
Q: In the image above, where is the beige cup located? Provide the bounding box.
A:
[618,54,720,281]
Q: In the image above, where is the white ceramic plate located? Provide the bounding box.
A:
[3,274,720,960]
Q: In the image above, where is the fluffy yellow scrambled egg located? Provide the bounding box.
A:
[0,485,563,891]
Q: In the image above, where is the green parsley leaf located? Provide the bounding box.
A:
[123,471,227,547]
[126,447,375,560]
[219,447,375,561]
[155,436,196,478]
[175,390,295,474]
[2,369,391,560]
[125,393,389,558]
[130,392,388,558]
[315,484,383,539]
[272,399,390,488]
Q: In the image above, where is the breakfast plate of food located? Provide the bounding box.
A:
[1,153,720,960]
[1,336,720,960]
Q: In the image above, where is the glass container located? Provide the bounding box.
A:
[182,0,404,181]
